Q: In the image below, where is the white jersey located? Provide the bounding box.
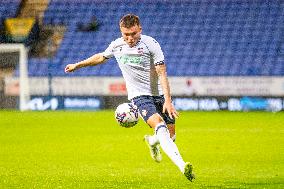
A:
[103,34,165,100]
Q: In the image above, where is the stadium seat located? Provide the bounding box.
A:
[22,0,284,76]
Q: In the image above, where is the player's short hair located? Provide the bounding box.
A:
[120,14,140,28]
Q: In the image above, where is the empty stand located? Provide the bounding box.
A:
[0,0,21,29]
[2,0,283,76]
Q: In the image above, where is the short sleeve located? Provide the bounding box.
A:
[148,38,165,66]
[102,41,115,59]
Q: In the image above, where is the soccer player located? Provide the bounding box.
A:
[65,14,195,181]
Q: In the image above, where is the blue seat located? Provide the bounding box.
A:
[21,1,284,76]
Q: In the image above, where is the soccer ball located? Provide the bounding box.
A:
[115,103,139,128]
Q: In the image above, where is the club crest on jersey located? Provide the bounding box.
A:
[142,109,147,117]
[137,47,144,55]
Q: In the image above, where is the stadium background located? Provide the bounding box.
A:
[0,1,284,188]
[0,0,283,111]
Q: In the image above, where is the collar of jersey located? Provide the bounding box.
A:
[127,37,141,48]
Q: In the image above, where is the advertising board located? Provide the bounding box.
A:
[27,96,103,110]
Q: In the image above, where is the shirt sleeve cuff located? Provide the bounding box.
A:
[154,60,165,66]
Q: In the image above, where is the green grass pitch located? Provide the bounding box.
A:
[0,110,283,188]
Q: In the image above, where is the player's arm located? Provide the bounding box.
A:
[65,53,107,73]
[155,64,179,119]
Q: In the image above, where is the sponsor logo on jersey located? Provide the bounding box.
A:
[119,55,142,65]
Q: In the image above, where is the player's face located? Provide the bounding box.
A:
[120,24,142,47]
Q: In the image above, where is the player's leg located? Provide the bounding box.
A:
[167,123,176,141]
[147,115,195,181]
[154,95,176,141]
[147,114,185,170]
[146,124,174,147]
[143,134,161,162]
[151,95,195,181]
[132,96,195,181]
[132,96,162,162]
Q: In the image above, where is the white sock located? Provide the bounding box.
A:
[148,135,159,146]
[149,132,175,146]
[171,134,176,142]
[155,123,186,172]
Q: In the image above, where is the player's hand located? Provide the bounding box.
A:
[163,101,179,119]
[65,64,77,73]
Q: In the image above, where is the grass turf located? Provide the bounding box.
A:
[0,111,283,188]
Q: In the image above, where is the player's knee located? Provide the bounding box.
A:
[147,113,165,129]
